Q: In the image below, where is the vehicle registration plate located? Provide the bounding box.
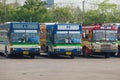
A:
[95,49,100,52]
[66,52,72,55]
[23,51,29,55]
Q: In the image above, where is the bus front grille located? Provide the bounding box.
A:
[101,45,111,50]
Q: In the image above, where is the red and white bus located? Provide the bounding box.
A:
[82,24,118,58]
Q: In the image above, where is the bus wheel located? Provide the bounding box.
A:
[105,53,110,58]
[6,53,11,58]
[83,49,90,58]
[70,54,74,59]
[48,52,52,58]
[110,53,116,56]
[46,46,49,53]
[5,46,11,58]
[30,55,35,58]
[117,52,120,56]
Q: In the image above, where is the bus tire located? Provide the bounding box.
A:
[105,53,110,58]
[48,52,53,58]
[5,49,11,58]
[30,55,35,58]
[110,53,116,56]
[83,48,90,58]
[117,52,120,56]
[36,48,40,56]
[70,54,74,59]
[6,53,11,58]
[5,45,7,53]
[46,46,49,53]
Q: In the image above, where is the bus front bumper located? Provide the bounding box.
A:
[92,49,118,53]
[10,48,40,55]
[53,48,82,55]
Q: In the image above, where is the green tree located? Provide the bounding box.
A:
[0,2,4,23]
[17,0,47,22]
[85,10,99,25]
[6,3,19,22]
[71,7,83,23]
[50,7,73,23]
[84,0,118,25]
[97,0,117,23]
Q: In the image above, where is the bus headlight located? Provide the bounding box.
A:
[112,45,118,49]
[13,48,17,51]
[93,42,101,49]
[55,49,60,52]
[93,45,101,49]
[76,48,80,51]
[112,42,118,49]
[112,42,117,45]
[35,48,39,51]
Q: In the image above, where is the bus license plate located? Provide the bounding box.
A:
[95,49,100,52]
[66,52,72,55]
[23,51,29,55]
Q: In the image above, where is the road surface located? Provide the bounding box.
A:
[0,54,120,80]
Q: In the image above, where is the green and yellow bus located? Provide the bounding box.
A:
[0,22,40,58]
[41,23,82,58]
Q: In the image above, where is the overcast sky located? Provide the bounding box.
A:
[2,0,120,5]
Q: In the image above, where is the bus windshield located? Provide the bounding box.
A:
[10,30,40,43]
[93,30,117,41]
[55,31,81,44]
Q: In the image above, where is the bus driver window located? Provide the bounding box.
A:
[82,30,92,40]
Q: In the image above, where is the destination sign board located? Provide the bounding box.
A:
[12,23,39,29]
[57,24,79,30]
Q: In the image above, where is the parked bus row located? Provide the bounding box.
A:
[0,22,119,58]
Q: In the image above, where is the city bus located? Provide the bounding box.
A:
[0,22,40,58]
[102,23,120,56]
[41,24,82,58]
[82,24,118,58]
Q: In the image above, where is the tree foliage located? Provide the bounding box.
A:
[17,0,48,22]
[85,0,118,25]
[0,2,5,23]
[49,7,73,23]
[0,0,120,25]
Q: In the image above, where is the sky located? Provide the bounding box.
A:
[1,0,120,5]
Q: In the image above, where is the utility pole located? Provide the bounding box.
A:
[82,0,85,24]
[3,0,6,23]
[15,0,19,7]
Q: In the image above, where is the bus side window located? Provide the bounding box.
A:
[82,30,89,40]
[82,30,92,41]
[89,31,92,40]
[47,29,53,42]
[118,33,120,40]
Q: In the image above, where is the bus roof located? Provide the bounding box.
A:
[0,22,40,30]
[1,22,40,25]
[83,24,117,30]
[102,23,120,26]
[83,26,94,30]
[0,24,9,29]
[42,23,57,25]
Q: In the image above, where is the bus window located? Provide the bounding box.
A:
[11,30,40,43]
[118,31,120,40]
[82,30,92,41]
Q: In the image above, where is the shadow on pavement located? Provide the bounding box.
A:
[0,52,120,59]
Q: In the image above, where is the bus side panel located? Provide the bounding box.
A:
[0,30,10,55]
[117,26,120,55]
[40,24,47,52]
[40,24,47,45]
